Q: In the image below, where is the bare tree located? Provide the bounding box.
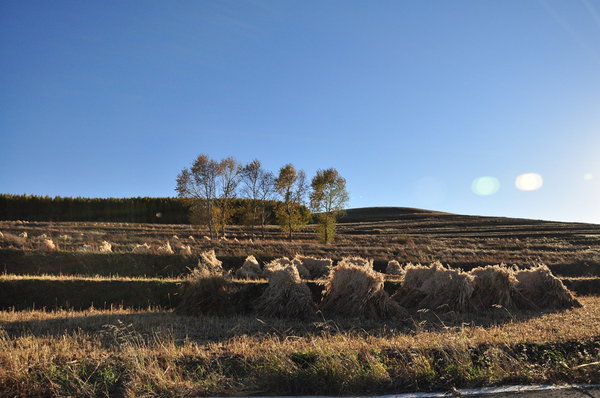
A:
[216,157,242,237]
[310,168,349,243]
[256,169,276,239]
[176,154,219,239]
[241,159,272,237]
[274,164,309,241]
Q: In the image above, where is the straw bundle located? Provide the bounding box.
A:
[156,241,174,255]
[294,256,333,279]
[338,256,373,269]
[176,266,236,315]
[320,263,405,318]
[515,264,581,309]
[255,266,316,319]
[178,244,192,256]
[470,265,518,310]
[132,243,151,254]
[263,257,292,278]
[42,239,57,251]
[197,249,224,275]
[415,266,474,312]
[235,255,263,279]
[291,257,311,279]
[99,241,112,253]
[385,260,404,276]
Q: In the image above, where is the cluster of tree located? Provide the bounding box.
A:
[176,154,349,242]
[0,194,286,225]
[0,194,191,224]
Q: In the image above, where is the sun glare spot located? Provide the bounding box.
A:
[515,173,543,191]
[584,173,593,180]
[471,176,500,196]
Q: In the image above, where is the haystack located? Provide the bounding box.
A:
[291,257,311,279]
[255,266,316,319]
[320,263,405,318]
[338,256,373,269]
[0,231,3,239]
[197,249,224,275]
[470,265,518,310]
[235,255,263,279]
[178,245,192,256]
[99,241,112,253]
[415,266,474,312]
[18,232,27,239]
[79,244,94,253]
[176,266,236,315]
[386,260,404,276]
[392,262,474,312]
[263,257,292,278]
[156,241,174,255]
[42,239,56,251]
[188,235,195,241]
[203,236,211,241]
[132,243,151,254]
[515,264,581,309]
[294,256,333,279]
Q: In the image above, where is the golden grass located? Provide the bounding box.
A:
[0,297,598,396]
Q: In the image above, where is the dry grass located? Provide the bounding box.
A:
[0,216,597,395]
[0,297,598,397]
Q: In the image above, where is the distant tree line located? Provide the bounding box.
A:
[1,156,350,243]
[177,154,349,242]
[0,194,281,225]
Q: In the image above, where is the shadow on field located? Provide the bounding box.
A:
[0,305,565,344]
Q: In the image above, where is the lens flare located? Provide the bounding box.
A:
[515,173,543,191]
[471,176,500,196]
[584,173,593,180]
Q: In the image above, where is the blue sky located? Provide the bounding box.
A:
[1,0,599,223]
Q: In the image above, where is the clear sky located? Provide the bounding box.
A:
[1,0,599,223]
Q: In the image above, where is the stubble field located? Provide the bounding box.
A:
[0,207,599,396]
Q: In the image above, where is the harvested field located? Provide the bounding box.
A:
[0,208,599,395]
[1,207,599,277]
